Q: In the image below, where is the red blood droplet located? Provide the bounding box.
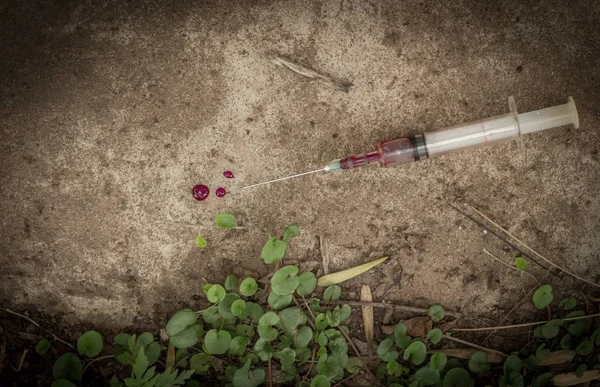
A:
[216,187,226,197]
[192,185,209,201]
[223,171,235,178]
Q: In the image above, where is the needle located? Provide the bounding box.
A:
[243,168,325,189]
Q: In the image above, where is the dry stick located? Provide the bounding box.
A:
[5,308,75,350]
[482,249,540,283]
[300,347,317,386]
[294,298,316,330]
[267,358,273,387]
[337,325,379,384]
[453,312,600,332]
[333,372,359,386]
[446,202,558,277]
[331,300,460,318]
[11,349,28,372]
[467,204,600,288]
[443,335,508,358]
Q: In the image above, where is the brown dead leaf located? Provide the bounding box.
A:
[538,350,575,366]
[553,370,600,386]
[403,316,432,338]
[381,325,394,335]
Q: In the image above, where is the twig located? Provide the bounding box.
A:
[481,285,536,345]
[466,203,600,288]
[267,358,273,387]
[330,300,460,318]
[301,296,317,321]
[452,312,600,332]
[293,298,316,330]
[333,372,359,386]
[11,349,28,372]
[82,355,114,378]
[5,308,75,350]
[482,249,539,283]
[446,202,558,277]
[270,55,352,92]
[337,326,378,382]
[442,335,508,358]
[300,347,316,385]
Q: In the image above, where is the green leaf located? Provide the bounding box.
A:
[207,284,226,303]
[146,341,160,365]
[190,353,213,374]
[170,324,203,349]
[77,330,103,357]
[283,224,300,243]
[346,358,363,374]
[533,284,553,309]
[205,330,231,355]
[329,337,348,355]
[315,313,327,330]
[242,302,264,321]
[575,340,593,356]
[514,257,527,271]
[254,338,274,361]
[387,360,400,376]
[260,311,280,326]
[426,329,443,344]
[229,336,250,356]
[503,355,521,375]
[297,272,317,296]
[295,326,313,349]
[239,278,258,297]
[261,237,287,264]
[310,375,331,387]
[560,334,573,349]
[258,325,279,341]
[133,346,149,380]
[443,368,475,387]
[271,266,300,295]
[203,306,220,324]
[231,299,247,317]
[166,309,198,337]
[591,328,600,345]
[339,304,351,321]
[36,338,51,355]
[218,293,241,319]
[215,213,237,228]
[468,351,490,373]
[541,325,559,339]
[536,344,550,360]
[224,274,238,291]
[377,338,398,362]
[232,359,265,387]
[567,311,589,336]
[275,348,296,365]
[430,353,447,371]
[325,309,341,327]
[532,372,552,387]
[195,235,207,248]
[576,364,586,377]
[323,285,342,301]
[278,307,308,336]
[428,305,445,323]
[114,333,131,347]
[53,353,82,382]
[404,341,427,365]
[267,292,293,310]
[414,366,440,385]
[524,354,538,370]
[52,380,77,387]
[235,324,255,338]
[394,323,412,349]
[559,297,577,310]
[317,353,342,378]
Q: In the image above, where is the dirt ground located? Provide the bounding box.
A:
[1,0,599,340]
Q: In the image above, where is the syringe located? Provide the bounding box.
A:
[244,96,578,189]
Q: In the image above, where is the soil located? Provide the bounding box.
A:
[1,0,599,384]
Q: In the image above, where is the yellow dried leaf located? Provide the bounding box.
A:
[317,257,388,286]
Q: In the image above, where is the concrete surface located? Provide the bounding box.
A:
[1,0,599,331]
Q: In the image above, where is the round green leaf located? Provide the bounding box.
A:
[377,338,398,362]
[503,355,522,375]
[404,341,427,365]
[166,309,198,337]
[566,311,589,336]
[559,297,577,310]
[229,336,250,356]
[190,353,213,374]
[426,329,443,344]
[315,313,327,330]
[36,338,51,355]
[254,338,274,361]
[207,284,226,303]
[271,266,300,295]
[258,325,279,341]
[297,272,317,296]
[52,380,77,387]
[195,235,207,248]
[430,353,447,371]
[53,353,82,381]
[428,305,445,323]
[215,213,237,228]
[283,224,300,243]
[395,323,412,349]
[77,330,104,357]
[541,319,563,339]
[310,374,331,387]
[170,324,203,349]
[468,351,490,373]
[414,366,441,385]
[218,293,241,319]
[231,299,247,317]
[295,326,313,349]
[242,302,264,321]
[204,329,231,355]
[533,284,553,309]
[560,334,573,349]
[514,257,527,271]
[575,364,586,377]
[323,285,342,301]
[224,274,238,291]
[233,359,265,387]
[259,311,280,326]
[318,354,342,378]
[146,341,160,365]
[532,372,552,387]
[536,344,550,360]
[443,368,475,387]
[575,340,593,356]
[275,348,296,365]
[339,304,351,321]
[203,306,220,324]
[240,278,258,297]
[261,237,287,264]
[114,333,131,347]
[268,291,293,310]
